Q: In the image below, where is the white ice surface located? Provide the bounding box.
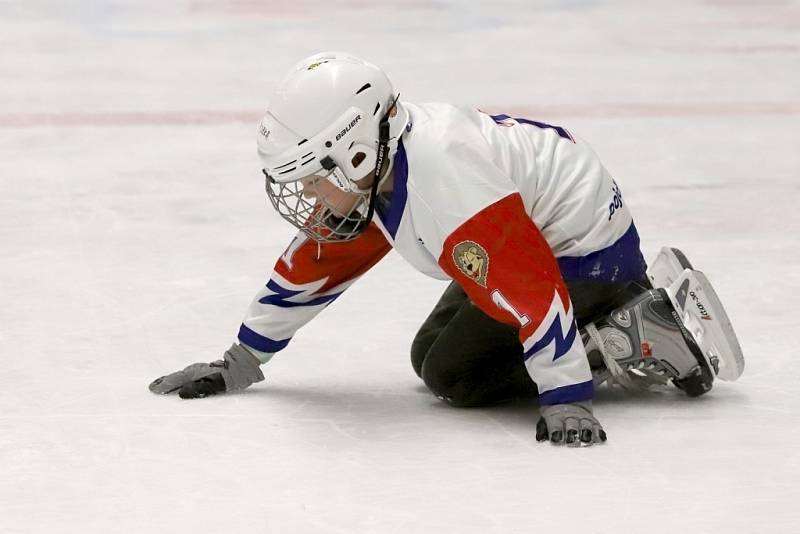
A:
[1,1,799,533]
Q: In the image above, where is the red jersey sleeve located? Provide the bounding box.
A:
[437,193,593,404]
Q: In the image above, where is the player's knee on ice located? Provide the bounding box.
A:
[411,283,535,407]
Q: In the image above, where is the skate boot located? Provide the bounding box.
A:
[584,288,715,397]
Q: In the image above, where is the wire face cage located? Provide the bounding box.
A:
[264,171,371,243]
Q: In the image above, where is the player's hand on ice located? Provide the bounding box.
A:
[149,343,265,399]
[536,401,607,446]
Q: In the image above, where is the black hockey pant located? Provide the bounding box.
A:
[410,277,650,407]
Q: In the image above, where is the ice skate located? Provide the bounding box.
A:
[584,288,715,397]
[648,247,745,382]
[586,247,744,396]
[661,267,745,382]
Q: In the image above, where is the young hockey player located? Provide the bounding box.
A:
[150,52,744,446]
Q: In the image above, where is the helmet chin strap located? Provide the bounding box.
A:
[338,93,400,236]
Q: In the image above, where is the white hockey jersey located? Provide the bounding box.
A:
[239,102,646,405]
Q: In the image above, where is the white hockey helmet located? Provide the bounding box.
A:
[257,51,409,241]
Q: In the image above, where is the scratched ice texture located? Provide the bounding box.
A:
[1,1,798,533]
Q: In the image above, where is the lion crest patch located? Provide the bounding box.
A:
[453,241,489,287]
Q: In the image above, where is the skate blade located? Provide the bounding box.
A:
[648,246,693,288]
[663,269,745,381]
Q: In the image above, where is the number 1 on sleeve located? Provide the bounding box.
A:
[491,289,531,328]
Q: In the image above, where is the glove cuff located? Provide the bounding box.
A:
[222,343,266,391]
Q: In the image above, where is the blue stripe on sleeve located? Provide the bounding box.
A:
[238,324,291,354]
[259,279,342,308]
[538,380,594,405]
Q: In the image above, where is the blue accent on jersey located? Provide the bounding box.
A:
[556,222,648,284]
[538,380,594,405]
[238,324,291,354]
[523,315,578,362]
[259,279,342,308]
[376,139,409,239]
[489,113,574,142]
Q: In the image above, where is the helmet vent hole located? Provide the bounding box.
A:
[298,138,308,146]
[275,159,298,169]
[373,102,381,116]
[351,152,366,168]
[356,83,372,95]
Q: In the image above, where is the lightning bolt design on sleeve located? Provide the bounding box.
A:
[238,224,391,361]
[520,291,592,404]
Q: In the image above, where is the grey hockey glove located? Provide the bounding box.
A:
[536,401,607,446]
[149,343,265,399]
